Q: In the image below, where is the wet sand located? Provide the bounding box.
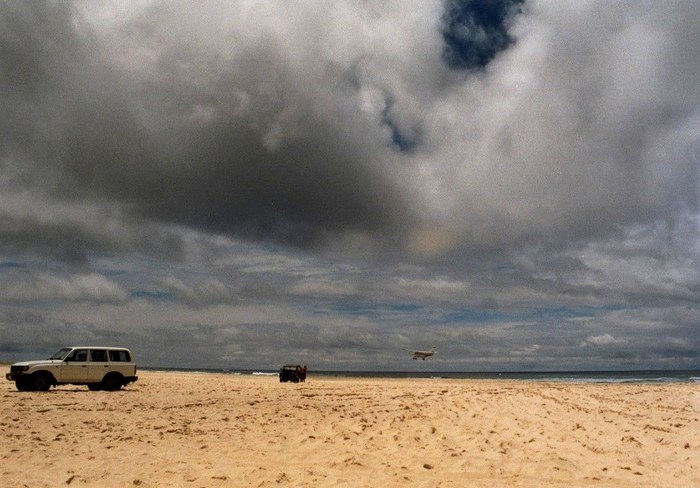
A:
[1,369,698,487]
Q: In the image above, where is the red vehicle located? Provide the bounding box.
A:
[279,365,306,383]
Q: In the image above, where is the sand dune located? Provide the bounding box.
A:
[1,369,698,487]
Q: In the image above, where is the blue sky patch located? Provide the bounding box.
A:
[131,289,174,301]
[442,0,524,70]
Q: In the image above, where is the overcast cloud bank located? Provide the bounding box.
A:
[1,1,698,370]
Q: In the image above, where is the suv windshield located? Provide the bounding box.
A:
[49,347,73,360]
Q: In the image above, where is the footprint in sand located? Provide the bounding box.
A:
[692,391,700,413]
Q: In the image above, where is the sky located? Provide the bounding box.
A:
[1,0,699,371]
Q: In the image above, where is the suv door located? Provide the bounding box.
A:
[61,348,89,382]
[108,349,135,377]
[88,349,110,382]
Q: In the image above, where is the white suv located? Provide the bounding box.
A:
[6,347,138,392]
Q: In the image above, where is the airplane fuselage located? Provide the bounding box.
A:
[411,349,435,360]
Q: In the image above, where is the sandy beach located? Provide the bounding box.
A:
[1,369,698,487]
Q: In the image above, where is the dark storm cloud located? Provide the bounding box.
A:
[0,1,416,258]
[2,1,698,263]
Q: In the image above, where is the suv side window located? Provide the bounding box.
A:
[67,349,88,362]
[90,349,108,362]
[109,350,131,362]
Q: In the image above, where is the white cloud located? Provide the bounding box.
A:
[585,333,626,346]
[0,272,129,304]
[158,276,234,308]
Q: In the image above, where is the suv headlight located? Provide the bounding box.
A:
[12,365,30,373]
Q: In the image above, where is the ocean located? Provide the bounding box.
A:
[142,368,700,383]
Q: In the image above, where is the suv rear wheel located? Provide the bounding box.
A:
[101,374,123,391]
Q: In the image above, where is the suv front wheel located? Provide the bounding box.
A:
[29,372,53,391]
[16,377,32,391]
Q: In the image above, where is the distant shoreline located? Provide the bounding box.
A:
[138,367,700,383]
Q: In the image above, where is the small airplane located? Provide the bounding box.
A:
[408,347,436,360]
